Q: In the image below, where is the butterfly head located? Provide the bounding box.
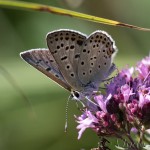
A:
[70,90,82,100]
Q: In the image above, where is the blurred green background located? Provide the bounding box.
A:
[0,0,150,149]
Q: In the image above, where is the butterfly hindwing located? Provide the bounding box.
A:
[20,49,71,91]
[78,31,117,86]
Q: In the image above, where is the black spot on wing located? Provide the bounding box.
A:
[77,40,83,46]
[46,67,51,71]
[61,56,67,61]
[75,54,80,59]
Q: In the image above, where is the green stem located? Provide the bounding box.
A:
[125,133,139,150]
[0,0,150,31]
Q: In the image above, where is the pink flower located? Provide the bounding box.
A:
[76,55,150,149]
[136,56,150,79]
[120,67,134,82]
[76,110,98,139]
[121,84,134,102]
[139,86,150,108]
[94,95,107,112]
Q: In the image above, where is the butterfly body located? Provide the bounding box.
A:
[20,29,117,98]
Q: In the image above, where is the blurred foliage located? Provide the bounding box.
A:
[0,0,150,150]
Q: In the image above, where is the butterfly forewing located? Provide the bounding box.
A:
[20,49,71,91]
[78,31,117,86]
[46,29,86,91]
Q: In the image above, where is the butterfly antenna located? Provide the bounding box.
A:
[65,95,72,132]
[0,65,36,118]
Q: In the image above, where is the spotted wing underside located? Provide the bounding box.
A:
[78,31,117,85]
[20,49,71,91]
[46,29,87,91]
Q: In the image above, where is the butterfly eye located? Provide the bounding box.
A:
[73,91,80,99]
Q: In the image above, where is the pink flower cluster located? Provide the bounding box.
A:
[76,56,150,141]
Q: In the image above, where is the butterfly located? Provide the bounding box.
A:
[20,29,117,99]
